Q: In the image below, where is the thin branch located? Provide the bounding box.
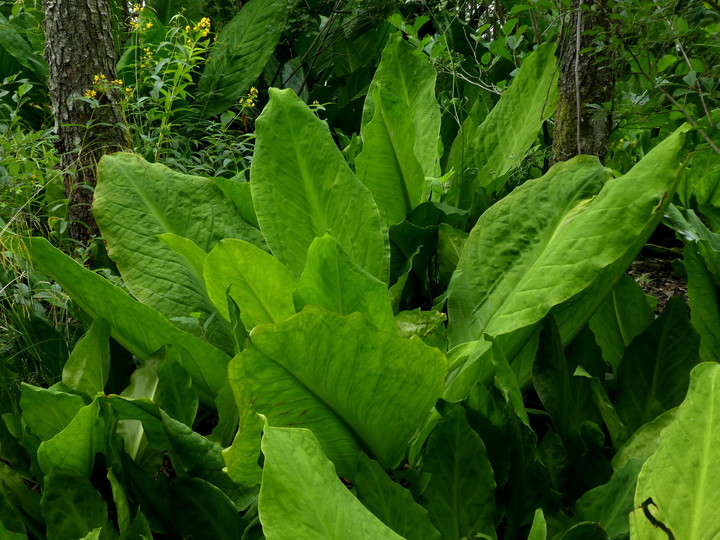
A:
[623,43,720,155]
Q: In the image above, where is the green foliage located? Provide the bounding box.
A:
[2,1,719,538]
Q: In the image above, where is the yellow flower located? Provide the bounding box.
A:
[111,79,123,85]
[185,25,191,32]
[249,87,258,98]
[145,22,153,30]
[125,87,133,93]
[245,98,255,107]
[85,89,97,98]
[312,100,319,105]
[198,17,210,29]
[140,63,147,69]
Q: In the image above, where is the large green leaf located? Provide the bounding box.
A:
[170,478,245,540]
[10,236,229,407]
[37,399,104,477]
[448,155,610,347]
[251,88,389,282]
[229,307,446,478]
[420,406,496,540]
[574,459,644,538]
[356,86,428,225]
[94,153,263,347]
[447,42,558,206]
[61,318,111,398]
[204,238,296,330]
[40,469,107,540]
[145,0,202,25]
[362,33,441,179]
[448,125,691,367]
[293,234,395,331]
[611,408,677,472]
[632,362,720,539]
[613,297,700,432]
[355,454,440,540]
[197,0,291,118]
[19,385,85,441]
[258,424,402,539]
[684,242,720,363]
[0,14,47,81]
[588,275,656,373]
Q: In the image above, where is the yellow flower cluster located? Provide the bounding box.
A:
[194,17,211,38]
[85,75,132,100]
[241,86,259,108]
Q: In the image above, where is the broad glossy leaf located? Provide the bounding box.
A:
[611,408,676,472]
[62,318,110,398]
[588,275,656,372]
[108,397,243,502]
[0,14,47,80]
[37,398,104,477]
[146,0,202,25]
[258,424,402,539]
[395,309,447,350]
[355,454,440,540]
[528,509,547,540]
[574,459,644,538]
[614,297,700,432]
[171,478,245,540]
[197,0,290,117]
[204,238,296,330]
[684,242,720,362]
[40,469,107,540]
[95,153,262,346]
[10,237,229,407]
[437,223,467,287]
[251,88,389,282]
[19,384,85,441]
[356,86,428,225]
[294,234,394,331]
[448,155,610,347]
[362,33,441,178]
[448,125,691,359]
[230,307,446,478]
[448,43,558,206]
[420,406,496,540]
[633,363,720,539]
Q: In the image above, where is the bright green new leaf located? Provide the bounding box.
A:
[258,424,403,540]
[421,406,496,540]
[588,275,656,373]
[19,384,85,441]
[614,297,700,432]
[448,125,691,365]
[527,509,547,540]
[37,398,104,477]
[10,236,229,407]
[40,469,107,540]
[448,155,610,347]
[204,238,296,330]
[633,363,720,539]
[448,42,558,206]
[62,318,111,398]
[355,454,441,540]
[251,88,390,282]
[684,242,720,362]
[574,459,644,538]
[197,0,291,117]
[294,234,395,331]
[611,408,676,472]
[362,33,441,178]
[230,307,446,478]
[95,153,262,346]
[356,85,428,225]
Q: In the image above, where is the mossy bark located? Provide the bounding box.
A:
[44,0,132,247]
[552,0,615,165]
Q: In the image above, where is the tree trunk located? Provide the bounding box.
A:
[44,0,132,248]
[552,0,614,164]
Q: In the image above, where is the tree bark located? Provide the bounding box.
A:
[552,0,615,164]
[44,0,132,248]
